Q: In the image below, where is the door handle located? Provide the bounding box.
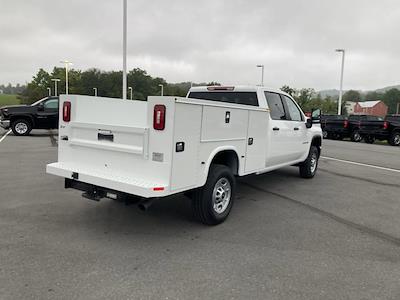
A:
[273,127,280,131]
[294,127,299,131]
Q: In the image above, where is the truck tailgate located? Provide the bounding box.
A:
[47,95,173,197]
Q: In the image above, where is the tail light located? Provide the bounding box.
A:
[383,121,388,130]
[63,101,71,122]
[344,120,348,128]
[153,105,166,130]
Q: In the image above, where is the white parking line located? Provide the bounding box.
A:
[0,130,11,143]
[321,156,400,174]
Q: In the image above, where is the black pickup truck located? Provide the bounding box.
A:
[0,97,59,135]
[320,115,348,140]
[371,115,400,146]
[348,114,386,143]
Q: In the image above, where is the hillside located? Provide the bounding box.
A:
[318,84,400,98]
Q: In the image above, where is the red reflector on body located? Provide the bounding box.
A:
[63,101,71,122]
[153,187,164,191]
[153,105,166,130]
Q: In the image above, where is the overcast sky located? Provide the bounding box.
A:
[1,0,399,90]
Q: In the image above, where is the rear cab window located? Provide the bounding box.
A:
[188,92,259,106]
[264,92,287,120]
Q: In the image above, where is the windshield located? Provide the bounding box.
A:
[31,97,47,106]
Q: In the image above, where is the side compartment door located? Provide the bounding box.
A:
[264,92,294,166]
[245,110,268,173]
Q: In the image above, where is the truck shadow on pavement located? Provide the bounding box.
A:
[66,168,297,235]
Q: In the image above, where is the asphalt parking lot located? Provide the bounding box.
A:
[1,128,400,300]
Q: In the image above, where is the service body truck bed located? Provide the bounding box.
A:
[47,86,322,225]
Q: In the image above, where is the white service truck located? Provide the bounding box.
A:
[47,86,322,225]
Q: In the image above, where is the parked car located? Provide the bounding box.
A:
[347,114,385,143]
[46,86,322,225]
[0,96,59,135]
[371,115,400,146]
[320,114,348,140]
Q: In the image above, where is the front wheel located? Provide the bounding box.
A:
[11,119,32,136]
[299,146,319,178]
[192,164,235,225]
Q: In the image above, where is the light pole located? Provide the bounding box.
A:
[335,49,345,115]
[60,60,73,94]
[47,87,51,96]
[159,84,164,96]
[93,88,98,97]
[122,0,127,100]
[256,64,264,86]
[51,79,61,96]
[128,87,133,100]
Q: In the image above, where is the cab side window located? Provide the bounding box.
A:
[265,92,287,120]
[44,99,59,110]
[282,95,303,121]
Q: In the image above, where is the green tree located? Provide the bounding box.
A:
[342,90,361,102]
[280,85,296,97]
[382,88,400,114]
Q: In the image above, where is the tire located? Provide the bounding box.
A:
[299,146,319,178]
[11,119,32,136]
[351,130,362,142]
[364,135,375,144]
[192,164,235,225]
[388,132,400,146]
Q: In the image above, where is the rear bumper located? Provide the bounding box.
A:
[46,162,169,198]
[0,119,10,129]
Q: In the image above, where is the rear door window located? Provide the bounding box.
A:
[264,92,287,120]
[188,92,258,106]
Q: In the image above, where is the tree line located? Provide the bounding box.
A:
[3,67,400,114]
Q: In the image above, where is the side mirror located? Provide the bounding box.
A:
[306,118,313,128]
[311,108,321,123]
[37,102,44,111]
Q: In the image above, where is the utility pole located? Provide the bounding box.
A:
[335,49,345,115]
[256,65,264,86]
[128,86,133,100]
[93,88,98,97]
[397,102,400,114]
[51,79,61,96]
[159,84,164,96]
[60,60,72,94]
[47,87,51,96]
[122,0,127,100]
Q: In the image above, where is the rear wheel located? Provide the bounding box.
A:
[192,164,235,225]
[11,119,32,136]
[351,130,362,142]
[364,135,375,144]
[388,132,400,146]
[299,146,319,178]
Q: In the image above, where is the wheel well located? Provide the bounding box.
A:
[10,116,34,126]
[311,136,321,156]
[210,150,239,175]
